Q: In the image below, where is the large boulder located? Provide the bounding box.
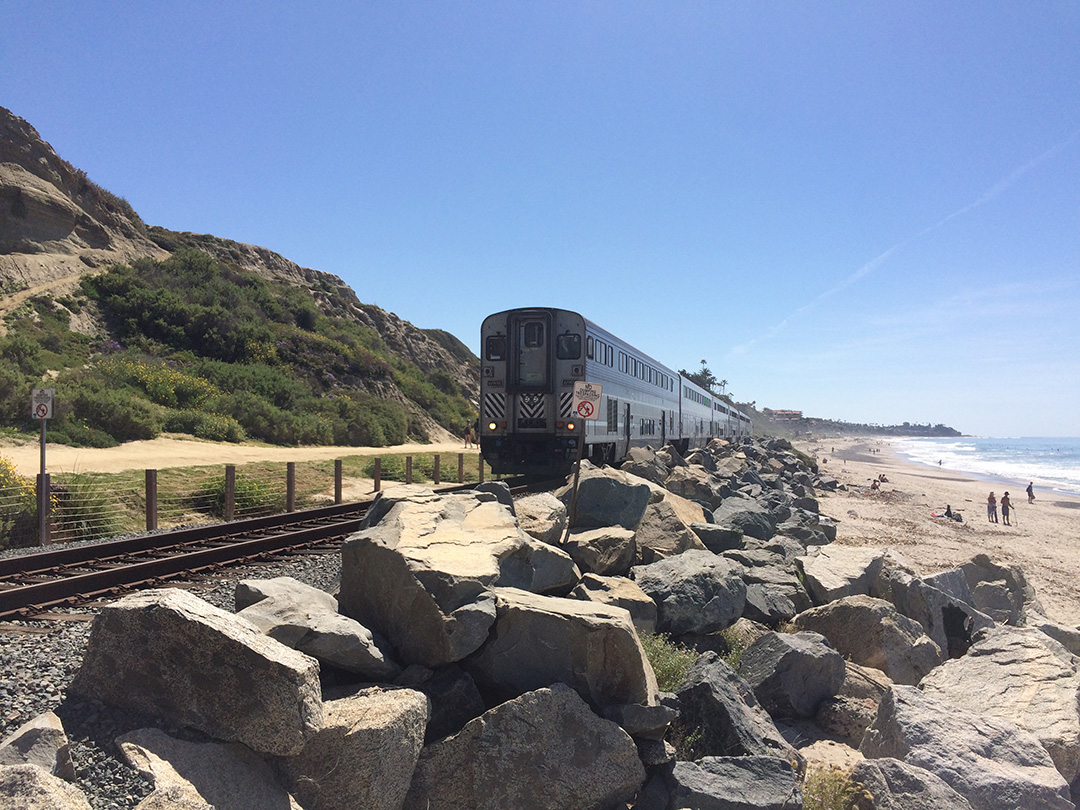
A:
[814,662,893,747]
[116,727,303,810]
[69,588,322,757]
[570,573,658,635]
[277,685,429,810]
[668,756,803,809]
[235,577,400,680]
[562,526,637,576]
[736,631,845,719]
[791,595,943,685]
[920,625,1080,795]
[860,685,1073,810]
[633,499,707,563]
[402,684,644,810]
[619,446,670,484]
[796,545,887,605]
[0,711,75,781]
[712,493,776,541]
[632,550,747,635]
[850,757,974,810]
[0,764,92,810]
[887,572,995,659]
[557,466,653,530]
[664,465,726,510]
[466,587,659,710]
[960,554,1045,623]
[513,492,567,545]
[672,652,804,770]
[338,488,578,667]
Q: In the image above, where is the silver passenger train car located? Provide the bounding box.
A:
[479,307,751,476]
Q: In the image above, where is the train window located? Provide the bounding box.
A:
[619,352,626,372]
[486,335,506,361]
[557,332,581,359]
[523,323,544,348]
[586,336,594,359]
[607,346,613,366]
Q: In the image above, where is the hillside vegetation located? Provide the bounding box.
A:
[0,248,477,448]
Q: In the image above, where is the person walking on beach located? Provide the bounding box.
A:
[987,492,998,523]
[1001,492,1012,526]
[1027,482,1035,504]
[463,422,474,449]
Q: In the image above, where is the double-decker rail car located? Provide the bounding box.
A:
[479,307,750,476]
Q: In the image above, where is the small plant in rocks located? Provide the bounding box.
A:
[639,632,697,692]
[802,765,869,810]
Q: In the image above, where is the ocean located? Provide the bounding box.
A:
[892,437,1080,498]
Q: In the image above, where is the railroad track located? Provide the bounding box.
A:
[0,476,557,621]
[0,501,372,620]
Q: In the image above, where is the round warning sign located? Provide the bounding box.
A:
[31,388,54,420]
[572,381,602,420]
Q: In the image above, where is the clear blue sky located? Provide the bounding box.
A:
[3,2,1078,436]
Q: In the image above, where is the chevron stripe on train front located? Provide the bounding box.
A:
[559,391,573,418]
[519,394,545,420]
[484,392,506,419]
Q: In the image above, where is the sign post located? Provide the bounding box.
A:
[564,382,603,543]
[31,388,54,545]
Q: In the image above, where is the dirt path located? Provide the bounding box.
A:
[0,434,478,476]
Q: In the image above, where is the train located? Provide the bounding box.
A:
[479,307,751,477]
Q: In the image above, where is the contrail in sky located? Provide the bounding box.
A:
[729,128,1080,356]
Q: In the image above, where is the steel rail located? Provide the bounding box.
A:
[0,500,372,580]
[0,517,365,618]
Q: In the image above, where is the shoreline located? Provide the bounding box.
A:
[887,437,1080,500]
[799,436,1080,627]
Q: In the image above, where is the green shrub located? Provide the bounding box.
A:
[65,381,162,441]
[802,766,868,810]
[640,632,698,692]
[163,410,246,443]
[0,454,37,550]
[50,473,129,542]
[197,473,282,518]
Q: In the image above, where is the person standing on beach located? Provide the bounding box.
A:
[1001,492,1012,526]
[1027,482,1035,504]
[987,492,998,523]
[463,422,474,449]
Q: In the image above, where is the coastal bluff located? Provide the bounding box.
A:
[3,437,1079,809]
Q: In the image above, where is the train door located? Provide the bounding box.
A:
[512,312,550,390]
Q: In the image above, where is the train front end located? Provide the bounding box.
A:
[480,308,585,477]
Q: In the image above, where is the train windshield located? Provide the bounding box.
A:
[485,335,506,361]
[556,332,581,359]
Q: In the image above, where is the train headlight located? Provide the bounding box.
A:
[567,422,575,430]
[487,422,498,432]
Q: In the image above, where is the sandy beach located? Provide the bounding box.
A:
[801,436,1080,628]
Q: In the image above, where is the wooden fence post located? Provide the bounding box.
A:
[457,453,464,484]
[225,465,235,521]
[36,473,50,546]
[433,454,440,485]
[286,461,296,512]
[406,456,413,485]
[145,469,158,531]
[335,459,343,504]
[374,458,381,492]
[478,452,484,483]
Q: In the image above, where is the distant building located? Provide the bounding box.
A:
[764,409,803,421]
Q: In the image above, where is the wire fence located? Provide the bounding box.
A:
[0,451,491,551]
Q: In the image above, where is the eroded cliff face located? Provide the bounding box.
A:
[0,106,479,423]
[0,106,169,291]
